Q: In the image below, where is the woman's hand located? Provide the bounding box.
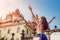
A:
[28,6,32,12]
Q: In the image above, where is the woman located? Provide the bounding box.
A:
[36,16,48,40]
[28,6,48,40]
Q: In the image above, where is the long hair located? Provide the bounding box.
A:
[39,16,49,30]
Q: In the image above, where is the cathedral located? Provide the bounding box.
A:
[0,8,34,40]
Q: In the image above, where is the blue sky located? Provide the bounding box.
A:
[0,0,60,29]
[24,0,60,29]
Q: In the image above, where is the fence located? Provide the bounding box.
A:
[21,26,60,40]
[21,30,33,40]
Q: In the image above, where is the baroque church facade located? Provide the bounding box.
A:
[0,8,34,40]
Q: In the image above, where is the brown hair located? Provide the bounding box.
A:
[39,16,49,30]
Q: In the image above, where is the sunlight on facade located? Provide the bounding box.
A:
[51,32,60,40]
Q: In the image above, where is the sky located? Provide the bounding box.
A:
[0,0,60,30]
